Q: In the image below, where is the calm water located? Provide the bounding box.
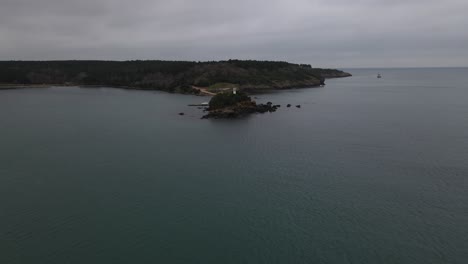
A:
[1,68,467,263]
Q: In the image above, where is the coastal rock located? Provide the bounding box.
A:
[201,92,279,119]
[320,76,326,85]
[320,71,352,79]
[202,101,279,119]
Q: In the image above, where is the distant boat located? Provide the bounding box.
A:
[377,73,382,78]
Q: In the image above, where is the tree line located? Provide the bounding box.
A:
[0,60,348,93]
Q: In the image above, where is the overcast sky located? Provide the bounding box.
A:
[1,0,467,67]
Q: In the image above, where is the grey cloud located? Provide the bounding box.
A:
[0,0,467,67]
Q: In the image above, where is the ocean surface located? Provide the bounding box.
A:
[1,68,467,264]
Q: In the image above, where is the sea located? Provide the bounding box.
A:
[0,68,467,264]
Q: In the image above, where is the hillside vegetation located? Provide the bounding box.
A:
[0,60,351,94]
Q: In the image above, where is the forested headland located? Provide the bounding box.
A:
[0,60,351,94]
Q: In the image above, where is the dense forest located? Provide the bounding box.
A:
[0,60,351,94]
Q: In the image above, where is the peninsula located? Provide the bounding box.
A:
[0,60,351,94]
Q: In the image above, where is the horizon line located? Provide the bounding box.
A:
[1,59,466,69]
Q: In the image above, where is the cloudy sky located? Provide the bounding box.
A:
[1,0,467,67]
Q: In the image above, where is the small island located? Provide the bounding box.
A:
[202,91,280,119]
[0,60,351,94]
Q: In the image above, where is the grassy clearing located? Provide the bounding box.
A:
[208,82,238,90]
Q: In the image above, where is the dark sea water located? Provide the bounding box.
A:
[1,68,467,264]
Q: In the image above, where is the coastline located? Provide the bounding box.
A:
[0,84,53,90]
[0,60,351,95]
[0,77,349,94]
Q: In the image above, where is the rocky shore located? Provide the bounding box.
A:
[319,71,352,79]
[202,101,279,119]
[201,92,282,119]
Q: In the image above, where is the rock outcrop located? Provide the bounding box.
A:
[201,92,278,119]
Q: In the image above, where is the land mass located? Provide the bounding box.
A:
[0,60,351,94]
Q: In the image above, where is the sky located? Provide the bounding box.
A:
[1,0,467,68]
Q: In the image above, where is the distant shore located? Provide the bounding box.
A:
[0,60,351,95]
[0,84,54,90]
[0,72,352,95]
[0,81,339,95]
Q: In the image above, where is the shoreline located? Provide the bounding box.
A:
[0,83,324,93]
[0,74,351,94]
[0,60,351,95]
